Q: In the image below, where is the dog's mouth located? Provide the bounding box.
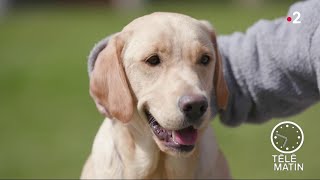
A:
[145,111,197,152]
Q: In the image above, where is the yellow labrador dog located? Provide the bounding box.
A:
[81,12,230,179]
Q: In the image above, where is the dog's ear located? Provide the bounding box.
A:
[213,40,229,110]
[88,35,133,123]
[200,20,229,110]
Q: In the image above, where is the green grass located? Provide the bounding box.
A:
[1,1,319,178]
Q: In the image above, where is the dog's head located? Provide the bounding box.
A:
[88,12,228,156]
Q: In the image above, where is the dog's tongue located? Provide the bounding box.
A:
[173,126,198,145]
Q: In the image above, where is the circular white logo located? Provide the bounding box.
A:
[271,121,304,154]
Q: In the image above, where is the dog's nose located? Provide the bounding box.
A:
[178,95,208,121]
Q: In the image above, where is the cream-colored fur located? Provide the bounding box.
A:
[81,12,231,179]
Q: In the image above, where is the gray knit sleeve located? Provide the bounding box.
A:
[217,0,320,126]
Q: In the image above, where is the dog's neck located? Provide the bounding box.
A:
[93,112,199,179]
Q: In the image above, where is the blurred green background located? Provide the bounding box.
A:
[0,0,319,179]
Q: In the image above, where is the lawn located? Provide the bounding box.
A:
[0,1,319,178]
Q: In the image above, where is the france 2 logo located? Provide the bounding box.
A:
[287,11,301,24]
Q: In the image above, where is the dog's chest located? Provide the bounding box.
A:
[143,152,198,179]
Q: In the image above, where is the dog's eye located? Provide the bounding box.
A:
[199,55,210,65]
[146,55,161,66]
